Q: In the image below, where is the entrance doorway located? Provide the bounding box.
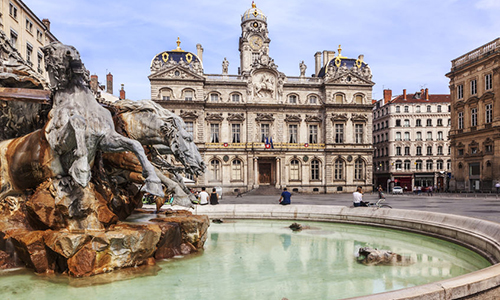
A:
[258,160,275,185]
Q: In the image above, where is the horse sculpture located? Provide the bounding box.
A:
[0,42,164,200]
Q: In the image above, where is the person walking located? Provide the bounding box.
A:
[209,187,219,205]
[377,185,385,199]
[495,182,500,194]
[199,187,209,205]
[353,186,366,207]
[279,188,291,205]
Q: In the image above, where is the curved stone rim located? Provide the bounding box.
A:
[191,204,500,300]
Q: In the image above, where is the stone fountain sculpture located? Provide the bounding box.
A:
[0,39,208,277]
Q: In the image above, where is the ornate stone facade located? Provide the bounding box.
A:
[446,38,500,192]
[150,3,374,194]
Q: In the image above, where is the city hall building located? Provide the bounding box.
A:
[150,3,374,194]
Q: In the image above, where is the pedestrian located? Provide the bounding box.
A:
[404,185,408,193]
[417,186,421,195]
[279,187,291,205]
[377,185,385,199]
[495,182,500,194]
[428,186,433,196]
[210,187,219,205]
[353,186,367,207]
[199,187,209,205]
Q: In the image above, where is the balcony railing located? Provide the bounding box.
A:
[205,142,326,150]
[452,38,500,69]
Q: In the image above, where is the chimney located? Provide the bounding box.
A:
[403,89,407,100]
[371,99,377,105]
[314,51,322,76]
[383,89,392,105]
[425,88,429,101]
[106,72,113,95]
[42,18,51,31]
[322,50,328,67]
[90,74,98,92]
[119,84,125,100]
[196,44,203,63]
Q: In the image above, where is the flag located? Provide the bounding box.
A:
[265,137,270,149]
[270,137,274,149]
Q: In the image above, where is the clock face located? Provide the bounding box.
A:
[249,36,263,51]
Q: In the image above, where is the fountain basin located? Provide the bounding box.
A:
[192,204,500,299]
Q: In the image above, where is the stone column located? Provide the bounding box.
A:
[276,157,281,188]
[253,157,259,188]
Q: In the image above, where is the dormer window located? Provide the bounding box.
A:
[309,95,317,104]
[288,95,297,104]
[210,93,219,102]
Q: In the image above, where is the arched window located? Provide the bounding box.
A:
[183,89,194,101]
[426,160,433,170]
[335,94,344,103]
[231,159,243,181]
[437,105,442,112]
[210,93,219,102]
[160,88,173,100]
[290,159,300,181]
[210,159,221,181]
[354,159,364,180]
[309,95,318,104]
[355,95,363,104]
[395,106,401,113]
[427,105,431,112]
[437,146,443,155]
[334,159,343,180]
[311,159,320,180]
[437,160,444,170]
[416,160,423,170]
[404,106,409,113]
[395,160,402,170]
[288,94,298,104]
[231,93,241,102]
[404,160,411,170]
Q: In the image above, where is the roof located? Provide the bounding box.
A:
[390,92,450,104]
[317,58,368,78]
[241,2,267,23]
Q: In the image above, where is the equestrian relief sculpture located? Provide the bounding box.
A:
[0,40,208,277]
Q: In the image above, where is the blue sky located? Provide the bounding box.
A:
[24,0,500,100]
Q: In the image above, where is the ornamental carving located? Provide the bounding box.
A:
[205,113,224,122]
[255,113,274,122]
[252,71,276,99]
[305,115,322,123]
[179,110,198,120]
[284,114,302,123]
[351,114,368,122]
[331,113,348,122]
[227,113,245,122]
[150,56,203,76]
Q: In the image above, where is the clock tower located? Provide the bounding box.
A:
[239,2,269,73]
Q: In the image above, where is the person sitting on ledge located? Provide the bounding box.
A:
[353,186,368,207]
[279,188,291,205]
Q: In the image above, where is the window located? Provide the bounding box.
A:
[486,104,493,124]
[288,95,297,104]
[10,29,17,49]
[416,132,422,141]
[447,160,451,170]
[288,124,298,143]
[437,146,443,155]
[37,52,43,73]
[471,79,477,95]
[416,146,422,155]
[427,132,432,141]
[457,84,464,99]
[309,95,317,104]
[458,149,464,156]
[261,124,270,142]
[404,132,410,141]
[210,159,221,181]
[404,160,411,170]
[395,132,401,141]
[354,159,364,180]
[335,124,344,143]
[396,146,401,156]
[210,124,220,143]
[252,52,259,62]
[427,146,432,155]
[426,119,432,126]
[25,18,33,34]
[437,131,443,141]
[395,160,402,170]
[395,119,401,127]
[458,112,464,129]
[210,93,219,102]
[437,160,444,170]
[486,74,493,91]
[232,124,241,143]
[416,160,423,170]
[335,94,343,103]
[416,119,422,127]
[416,106,421,113]
[448,118,451,126]
[395,106,400,113]
[355,95,363,104]
[161,89,172,100]
[486,144,493,153]
[184,90,193,100]
[36,29,43,42]
[426,160,433,170]
[385,132,388,141]
[26,43,33,66]
[185,121,194,137]
[404,119,410,127]
[427,105,431,113]
[232,160,242,181]
[311,159,320,180]
[471,108,477,127]
[309,125,318,144]
[404,106,409,113]
[437,119,443,126]
[404,146,410,156]
[437,105,442,112]
[355,124,363,144]
[290,159,300,181]
[9,2,18,19]
[231,94,240,102]
[334,159,343,180]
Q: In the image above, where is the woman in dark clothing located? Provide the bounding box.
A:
[210,188,219,205]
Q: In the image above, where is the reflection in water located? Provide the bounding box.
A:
[0,219,491,300]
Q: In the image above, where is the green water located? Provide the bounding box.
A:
[0,219,491,300]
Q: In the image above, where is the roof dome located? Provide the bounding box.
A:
[241,2,267,23]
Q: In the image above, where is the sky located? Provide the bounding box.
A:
[24,0,500,101]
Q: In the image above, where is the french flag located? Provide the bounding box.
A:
[265,137,271,149]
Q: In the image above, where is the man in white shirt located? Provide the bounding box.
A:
[198,187,209,205]
[353,186,365,207]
